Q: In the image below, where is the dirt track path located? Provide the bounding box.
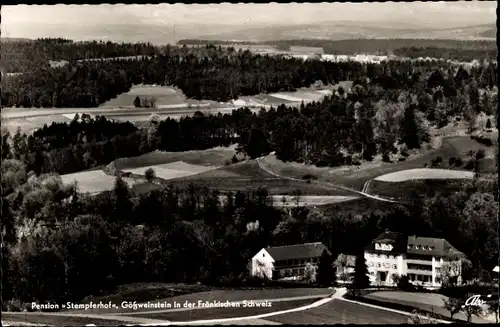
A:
[256,157,399,203]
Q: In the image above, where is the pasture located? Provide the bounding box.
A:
[1,314,137,326]
[270,195,359,207]
[130,299,316,321]
[265,299,408,324]
[60,170,142,194]
[123,161,218,180]
[112,146,238,170]
[365,179,469,200]
[99,84,214,109]
[258,136,493,191]
[374,168,474,182]
[165,160,351,196]
[365,291,494,324]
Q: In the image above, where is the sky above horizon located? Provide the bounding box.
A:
[2,2,496,39]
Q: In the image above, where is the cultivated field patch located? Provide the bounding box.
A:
[365,291,494,324]
[130,299,316,321]
[166,160,351,196]
[269,195,359,207]
[61,170,142,194]
[157,288,331,304]
[265,299,408,324]
[123,161,218,180]
[268,93,304,102]
[366,179,469,200]
[112,146,238,170]
[1,314,135,326]
[373,168,475,182]
[258,136,488,191]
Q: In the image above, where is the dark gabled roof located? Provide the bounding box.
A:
[366,230,407,253]
[407,236,465,259]
[374,230,404,243]
[265,242,330,261]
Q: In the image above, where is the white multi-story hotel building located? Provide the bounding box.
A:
[365,230,465,289]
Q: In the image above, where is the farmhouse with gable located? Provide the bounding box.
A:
[250,242,330,280]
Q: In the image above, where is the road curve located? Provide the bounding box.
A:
[256,157,398,204]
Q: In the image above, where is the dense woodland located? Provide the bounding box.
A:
[2,38,497,107]
[1,158,497,306]
[1,39,498,309]
[2,59,497,176]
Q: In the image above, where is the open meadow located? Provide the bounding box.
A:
[164,160,352,196]
[264,299,408,325]
[364,291,495,324]
[130,299,316,321]
[258,135,496,192]
[112,146,239,170]
[60,170,143,194]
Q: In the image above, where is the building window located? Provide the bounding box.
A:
[407,244,412,249]
[415,245,420,250]
[377,263,381,268]
[263,253,265,257]
[368,262,374,267]
[392,264,397,269]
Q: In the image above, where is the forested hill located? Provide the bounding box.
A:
[178,38,496,59]
[2,40,498,109]
[1,38,158,73]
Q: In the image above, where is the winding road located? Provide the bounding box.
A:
[256,157,399,203]
[3,288,452,326]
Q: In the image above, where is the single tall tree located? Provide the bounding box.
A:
[134,96,141,108]
[401,104,420,149]
[244,127,269,159]
[316,249,336,286]
[352,252,370,291]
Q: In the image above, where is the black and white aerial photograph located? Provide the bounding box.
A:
[1,2,498,325]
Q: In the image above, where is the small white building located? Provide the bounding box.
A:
[250,242,331,280]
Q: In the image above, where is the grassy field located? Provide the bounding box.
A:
[75,287,331,315]
[365,291,494,324]
[2,314,138,326]
[374,168,474,182]
[265,299,408,324]
[270,195,359,207]
[123,161,218,180]
[130,299,316,321]
[61,170,143,194]
[99,85,208,109]
[258,136,493,191]
[112,146,238,171]
[80,283,213,307]
[165,160,350,196]
[366,179,471,200]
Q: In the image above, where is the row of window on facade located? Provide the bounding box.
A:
[278,267,304,277]
[408,244,435,251]
[276,258,318,267]
[368,262,397,269]
[407,273,441,284]
[366,253,398,260]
